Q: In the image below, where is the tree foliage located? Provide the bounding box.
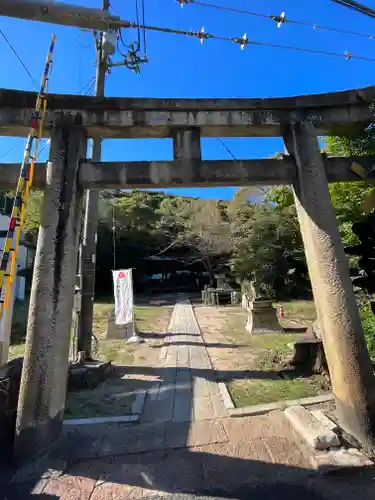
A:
[19,124,375,300]
[230,203,305,299]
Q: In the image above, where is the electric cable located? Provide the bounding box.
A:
[84,80,96,96]
[216,138,267,197]
[141,0,147,56]
[77,76,96,95]
[217,138,237,161]
[135,0,142,49]
[0,144,19,162]
[329,0,375,20]
[0,29,38,88]
[130,22,375,62]
[175,0,375,40]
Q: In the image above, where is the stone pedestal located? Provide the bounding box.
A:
[246,300,283,335]
[106,311,134,340]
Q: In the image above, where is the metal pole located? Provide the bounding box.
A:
[76,0,109,359]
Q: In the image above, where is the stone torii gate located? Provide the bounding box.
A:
[1,85,375,460]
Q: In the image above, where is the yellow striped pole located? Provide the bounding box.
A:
[0,34,56,322]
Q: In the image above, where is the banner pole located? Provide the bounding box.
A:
[127,268,142,344]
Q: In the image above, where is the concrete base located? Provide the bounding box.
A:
[126,334,143,344]
[106,311,134,340]
[246,300,283,335]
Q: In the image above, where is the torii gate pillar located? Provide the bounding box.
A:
[14,113,86,462]
[284,121,375,450]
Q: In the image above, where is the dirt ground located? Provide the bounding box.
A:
[194,305,261,373]
[194,303,328,408]
[65,305,173,419]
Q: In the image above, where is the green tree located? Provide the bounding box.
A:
[230,203,304,299]
[157,197,231,285]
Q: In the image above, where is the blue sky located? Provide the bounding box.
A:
[1,0,375,199]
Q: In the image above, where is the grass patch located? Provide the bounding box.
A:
[65,377,135,419]
[94,304,170,365]
[9,300,29,360]
[221,302,327,408]
[7,298,170,420]
[229,376,324,408]
[8,300,170,365]
[250,333,301,354]
[276,300,317,326]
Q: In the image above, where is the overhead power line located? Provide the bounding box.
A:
[130,22,375,62]
[0,144,19,162]
[0,29,38,88]
[175,0,375,40]
[329,0,375,20]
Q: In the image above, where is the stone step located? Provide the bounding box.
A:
[284,405,340,450]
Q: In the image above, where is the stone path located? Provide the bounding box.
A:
[141,299,227,425]
[5,299,375,499]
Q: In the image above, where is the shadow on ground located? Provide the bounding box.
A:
[3,440,375,499]
[2,299,370,499]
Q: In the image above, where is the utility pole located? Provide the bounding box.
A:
[76,0,110,359]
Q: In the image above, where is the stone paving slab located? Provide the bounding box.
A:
[164,420,228,450]
[54,419,229,462]
[18,411,375,500]
[141,299,227,427]
[7,300,375,500]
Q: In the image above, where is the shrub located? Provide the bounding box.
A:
[358,295,375,362]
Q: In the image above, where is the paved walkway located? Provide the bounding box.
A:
[5,300,375,499]
[141,299,227,424]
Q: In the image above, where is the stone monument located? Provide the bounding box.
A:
[245,274,283,335]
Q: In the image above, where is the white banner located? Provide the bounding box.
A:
[112,269,134,325]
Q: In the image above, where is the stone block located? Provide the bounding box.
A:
[106,311,134,339]
[311,410,338,433]
[284,405,340,450]
[68,361,113,390]
[314,448,374,473]
[246,300,283,334]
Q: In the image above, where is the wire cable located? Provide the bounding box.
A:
[177,0,375,40]
[0,29,38,88]
[142,0,147,56]
[84,80,96,96]
[217,138,237,161]
[217,138,267,196]
[135,0,141,49]
[0,144,19,162]
[77,76,96,95]
[130,22,375,62]
[329,0,375,20]
[107,5,375,63]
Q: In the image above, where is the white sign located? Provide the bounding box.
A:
[112,269,134,325]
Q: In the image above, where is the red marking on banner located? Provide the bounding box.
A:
[118,271,127,279]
